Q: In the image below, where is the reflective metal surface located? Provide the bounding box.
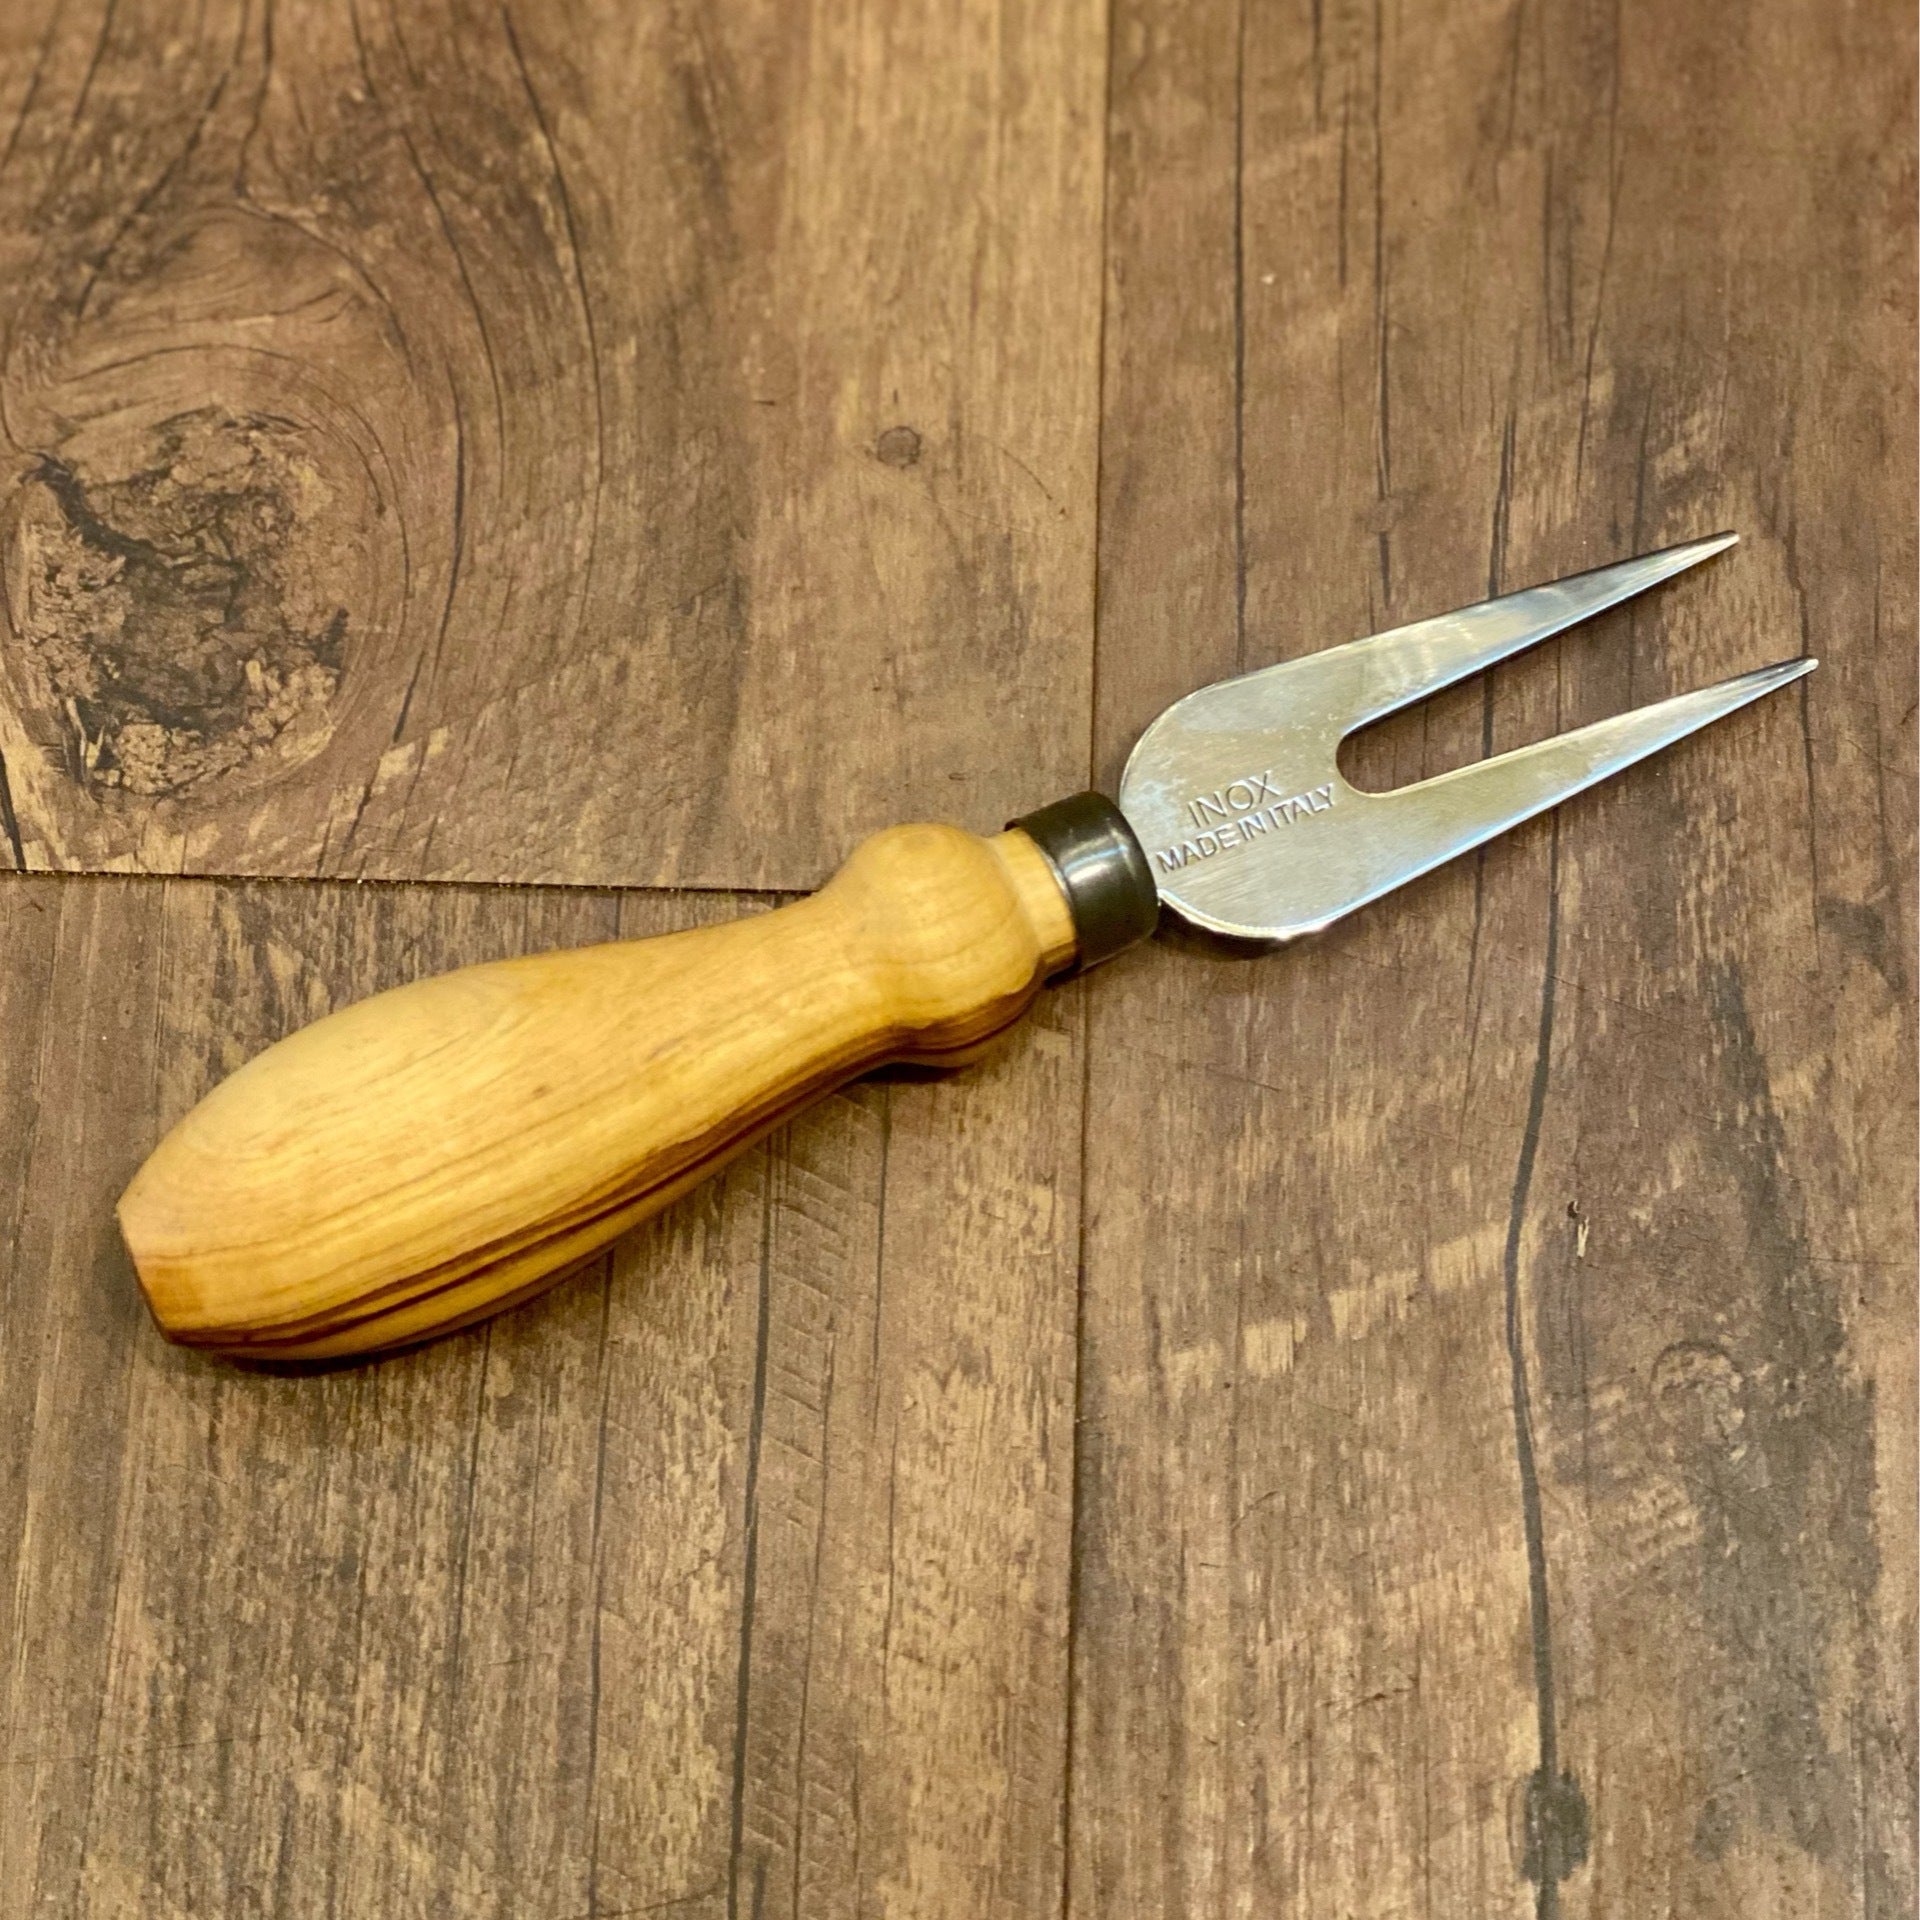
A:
[1115,534,1815,943]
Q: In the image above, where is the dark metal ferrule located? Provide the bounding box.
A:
[1010,791,1160,973]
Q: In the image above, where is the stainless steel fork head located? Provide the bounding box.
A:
[1115,533,1815,943]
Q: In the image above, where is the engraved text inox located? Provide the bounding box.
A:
[1152,779,1336,876]
[1185,769,1286,827]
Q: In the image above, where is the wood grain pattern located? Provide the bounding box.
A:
[1080,0,1915,1913]
[121,824,1075,1358]
[0,872,1082,1916]
[0,0,1104,888]
[0,0,1912,1913]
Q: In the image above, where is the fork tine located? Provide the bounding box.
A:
[1336,531,1740,730]
[1347,657,1817,917]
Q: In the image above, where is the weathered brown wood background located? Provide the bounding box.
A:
[1,1,1912,1916]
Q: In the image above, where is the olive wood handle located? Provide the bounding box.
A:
[119,824,1078,1360]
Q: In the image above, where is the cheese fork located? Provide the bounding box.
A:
[119,533,1813,1360]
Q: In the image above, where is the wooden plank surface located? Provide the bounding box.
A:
[1,0,1913,1915]
[0,0,1104,888]
[1080,0,1915,1915]
[0,874,1082,1915]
